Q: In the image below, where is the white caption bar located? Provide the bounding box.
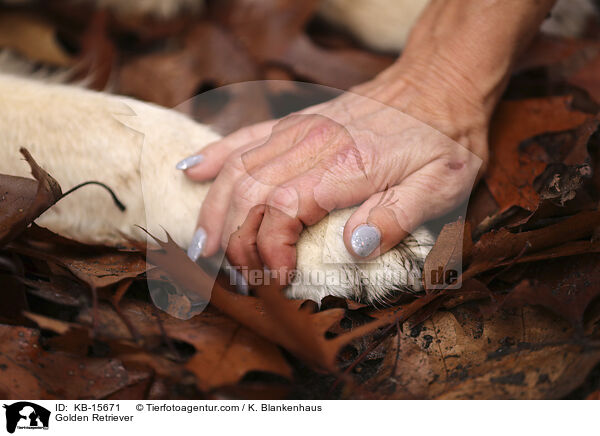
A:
[0,400,595,435]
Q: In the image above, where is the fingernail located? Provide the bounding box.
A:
[350,224,380,257]
[176,154,204,170]
[187,227,207,262]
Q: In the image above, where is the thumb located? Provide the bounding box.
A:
[177,119,277,181]
[343,167,474,259]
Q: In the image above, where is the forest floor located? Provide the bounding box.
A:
[1,0,600,399]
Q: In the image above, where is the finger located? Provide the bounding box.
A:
[226,204,266,290]
[195,112,373,260]
[190,117,321,259]
[256,199,304,283]
[195,119,319,260]
[192,138,268,258]
[231,115,321,182]
[219,126,354,247]
[178,119,277,181]
[253,163,376,278]
[343,159,478,259]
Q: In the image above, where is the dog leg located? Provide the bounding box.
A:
[0,73,434,302]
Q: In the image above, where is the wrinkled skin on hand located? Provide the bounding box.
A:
[180,0,559,284]
[183,79,485,281]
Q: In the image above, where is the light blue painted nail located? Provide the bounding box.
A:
[350,224,380,257]
[176,154,204,170]
[187,227,207,262]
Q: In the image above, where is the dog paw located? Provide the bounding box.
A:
[285,208,435,304]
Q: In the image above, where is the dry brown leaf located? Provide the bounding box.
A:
[494,239,600,267]
[0,324,150,399]
[0,11,74,66]
[141,230,468,373]
[465,210,600,279]
[0,149,62,246]
[211,0,319,61]
[587,390,600,400]
[75,299,293,391]
[357,306,600,399]
[118,22,258,107]
[486,97,589,212]
[423,220,471,291]
[277,35,394,90]
[502,253,600,330]
[141,233,349,370]
[75,10,116,90]
[211,0,392,89]
[0,274,29,324]
[10,226,146,289]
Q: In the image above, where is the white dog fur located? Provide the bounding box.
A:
[0,73,434,303]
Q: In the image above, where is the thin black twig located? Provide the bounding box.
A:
[61,181,126,211]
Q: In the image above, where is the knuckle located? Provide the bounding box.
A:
[221,226,236,251]
[394,202,420,233]
[332,142,363,166]
[371,192,418,234]
[230,125,258,144]
[266,187,299,218]
[275,113,303,129]
[232,175,255,197]
[226,230,244,256]
[302,118,343,146]
[222,152,246,176]
[256,230,278,259]
[230,195,248,213]
[378,205,409,233]
[231,175,269,211]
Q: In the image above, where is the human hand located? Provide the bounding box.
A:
[177,59,489,282]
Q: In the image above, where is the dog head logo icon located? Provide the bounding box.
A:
[3,402,50,434]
